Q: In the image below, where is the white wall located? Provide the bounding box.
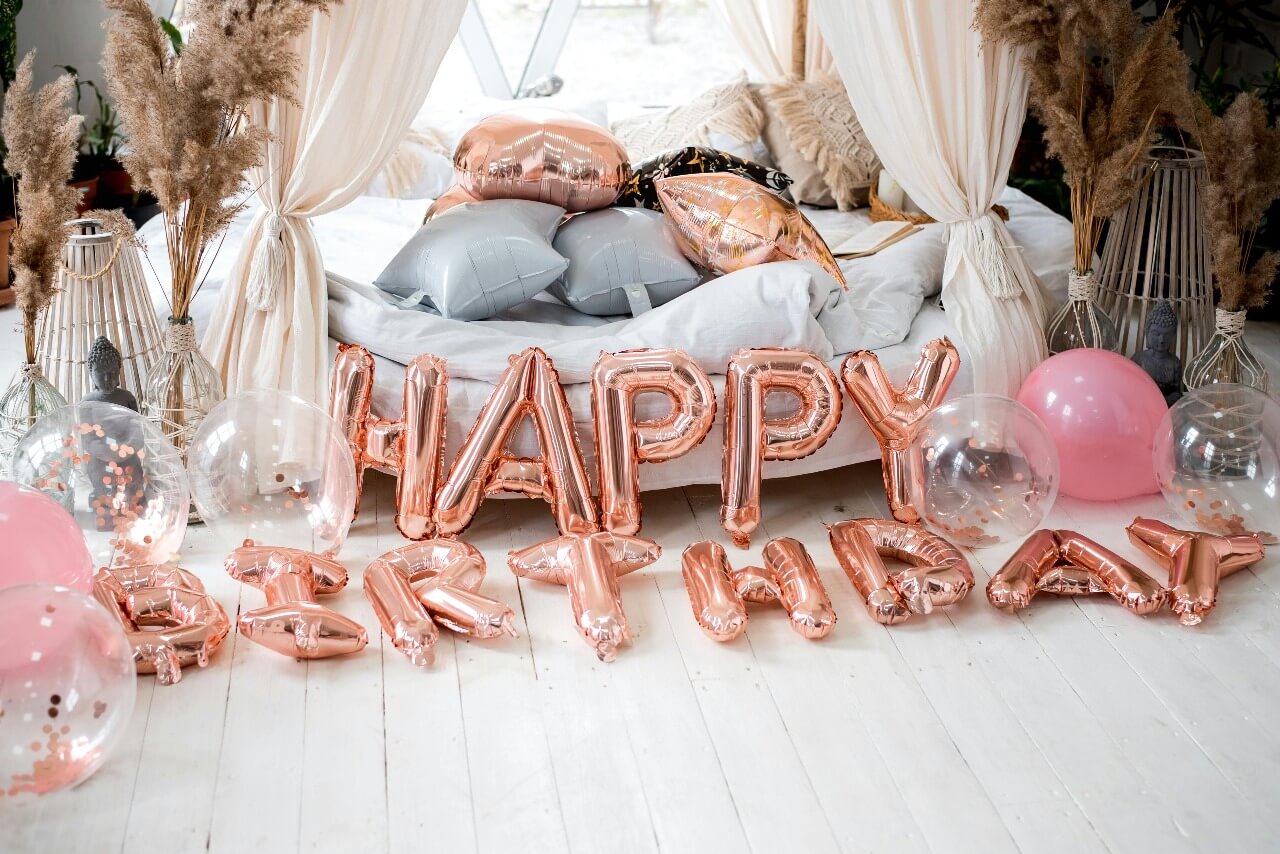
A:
[16,0,176,90]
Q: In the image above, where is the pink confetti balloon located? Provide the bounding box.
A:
[0,481,93,593]
[1017,349,1167,501]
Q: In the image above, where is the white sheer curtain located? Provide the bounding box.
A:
[708,0,832,80]
[813,0,1050,396]
[204,0,467,404]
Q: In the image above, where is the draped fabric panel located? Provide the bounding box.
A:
[812,0,1050,395]
[708,0,832,81]
[204,0,468,404]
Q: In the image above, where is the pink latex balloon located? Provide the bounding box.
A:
[1016,349,1166,501]
[0,481,94,593]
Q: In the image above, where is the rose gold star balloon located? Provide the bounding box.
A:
[1127,517,1264,626]
[508,531,661,661]
[655,172,846,285]
[987,529,1165,616]
[841,338,960,524]
[424,184,481,222]
[454,107,632,212]
[828,519,972,624]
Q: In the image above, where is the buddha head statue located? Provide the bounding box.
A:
[1144,300,1177,353]
[85,336,139,412]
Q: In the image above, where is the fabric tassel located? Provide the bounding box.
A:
[246,213,285,312]
[975,215,1023,301]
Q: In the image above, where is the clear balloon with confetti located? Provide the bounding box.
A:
[907,393,1060,547]
[10,401,189,569]
[0,585,137,799]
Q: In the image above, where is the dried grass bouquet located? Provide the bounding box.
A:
[1,53,82,365]
[102,0,334,322]
[975,0,1188,275]
[1189,92,1280,311]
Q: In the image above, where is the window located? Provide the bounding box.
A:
[423,0,747,116]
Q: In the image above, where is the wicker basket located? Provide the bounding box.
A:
[868,183,1009,225]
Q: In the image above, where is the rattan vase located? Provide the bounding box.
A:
[1096,146,1214,366]
[36,217,162,403]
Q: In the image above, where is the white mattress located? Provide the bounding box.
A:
[144,187,1073,491]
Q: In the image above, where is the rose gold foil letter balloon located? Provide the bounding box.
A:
[363,560,440,667]
[722,348,842,548]
[655,172,846,285]
[226,546,368,659]
[764,537,836,639]
[92,566,231,685]
[507,531,660,660]
[828,519,972,624]
[592,349,717,535]
[681,538,834,640]
[681,541,748,641]
[842,338,960,524]
[329,345,448,539]
[454,107,632,212]
[987,530,1166,616]
[1127,517,1264,626]
[436,348,597,537]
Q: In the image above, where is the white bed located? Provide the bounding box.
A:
[142,186,1073,492]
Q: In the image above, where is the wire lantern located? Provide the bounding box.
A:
[37,217,162,404]
[1095,146,1214,367]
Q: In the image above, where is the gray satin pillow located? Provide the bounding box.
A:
[375,199,568,320]
[548,207,701,316]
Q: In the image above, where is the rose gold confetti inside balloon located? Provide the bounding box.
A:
[0,585,136,799]
[1152,383,1280,545]
[907,393,1059,548]
[10,401,189,569]
[454,108,631,212]
[655,172,846,285]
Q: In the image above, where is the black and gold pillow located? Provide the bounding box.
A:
[616,146,793,211]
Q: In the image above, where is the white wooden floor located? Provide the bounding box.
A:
[4,316,1280,854]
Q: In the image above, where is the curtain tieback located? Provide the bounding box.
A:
[247,212,288,313]
[945,212,1023,302]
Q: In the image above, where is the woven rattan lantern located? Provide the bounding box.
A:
[1095,146,1214,366]
[37,217,162,404]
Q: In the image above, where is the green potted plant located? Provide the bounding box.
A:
[0,0,21,308]
[57,65,132,210]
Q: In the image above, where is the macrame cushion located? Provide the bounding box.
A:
[756,76,881,211]
[616,146,793,212]
[374,200,568,321]
[655,172,846,286]
[611,75,765,164]
[548,208,701,317]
